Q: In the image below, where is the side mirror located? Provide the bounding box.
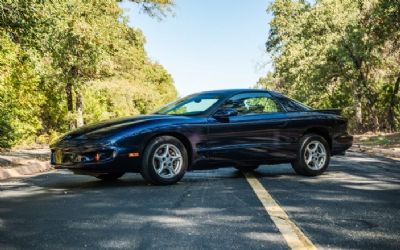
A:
[213,108,238,119]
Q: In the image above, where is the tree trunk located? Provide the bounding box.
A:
[355,98,363,131]
[388,76,400,131]
[66,82,75,130]
[76,90,84,128]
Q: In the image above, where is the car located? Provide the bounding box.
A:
[51,89,353,185]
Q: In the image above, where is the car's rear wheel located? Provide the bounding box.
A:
[96,173,124,181]
[291,134,330,176]
[140,136,188,185]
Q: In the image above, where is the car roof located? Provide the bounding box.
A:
[196,88,270,96]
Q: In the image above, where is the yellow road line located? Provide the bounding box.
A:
[244,172,317,250]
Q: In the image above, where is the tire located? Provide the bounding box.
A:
[96,173,124,181]
[234,165,259,172]
[140,136,188,185]
[291,134,330,176]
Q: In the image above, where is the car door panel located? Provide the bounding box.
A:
[206,112,296,165]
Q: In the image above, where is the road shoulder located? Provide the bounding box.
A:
[0,148,52,180]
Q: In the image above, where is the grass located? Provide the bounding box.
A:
[354,132,400,148]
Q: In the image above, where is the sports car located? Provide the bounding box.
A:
[51,89,353,185]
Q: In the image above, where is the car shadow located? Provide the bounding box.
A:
[24,168,245,191]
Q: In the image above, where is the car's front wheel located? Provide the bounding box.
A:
[291,134,330,176]
[140,136,188,185]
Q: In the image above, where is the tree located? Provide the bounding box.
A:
[0,0,177,148]
[125,0,174,18]
[369,0,400,130]
[48,0,131,129]
[261,0,400,132]
[0,30,44,147]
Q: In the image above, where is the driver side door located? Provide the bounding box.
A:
[206,92,293,165]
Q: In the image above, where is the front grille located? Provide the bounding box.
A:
[51,149,115,165]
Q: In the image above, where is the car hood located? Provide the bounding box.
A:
[53,115,184,146]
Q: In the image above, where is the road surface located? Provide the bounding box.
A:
[0,152,399,249]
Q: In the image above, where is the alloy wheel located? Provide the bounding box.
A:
[152,143,183,178]
[304,140,327,170]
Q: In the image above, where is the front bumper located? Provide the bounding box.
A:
[51,145,141,174]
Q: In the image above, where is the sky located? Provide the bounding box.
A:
[119,0,272,96]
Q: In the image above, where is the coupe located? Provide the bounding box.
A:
[51,89,353,185]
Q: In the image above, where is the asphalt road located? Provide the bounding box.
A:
[0,151,399,250]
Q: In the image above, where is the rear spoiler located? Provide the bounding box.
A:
[312,109,342,115]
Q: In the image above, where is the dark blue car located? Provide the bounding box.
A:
[51,89,353,185]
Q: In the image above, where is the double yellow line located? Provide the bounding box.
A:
[244,172,317,250]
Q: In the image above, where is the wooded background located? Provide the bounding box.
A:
[0,0,176,148]
[257,0,399,133]
[0,0,399,148]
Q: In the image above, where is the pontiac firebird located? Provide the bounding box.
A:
[51,89,353,185]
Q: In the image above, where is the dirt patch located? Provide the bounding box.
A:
[352,132,400,159]
[0,148,50,168]
[0,148,52,180]
[351,145,400,160]
[354,132,400,148]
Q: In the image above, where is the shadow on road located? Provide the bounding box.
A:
[0,152,399,249]
[0,168,289,250]
[252,152,400,250]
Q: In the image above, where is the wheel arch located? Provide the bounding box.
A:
[303,127,332,150]
[144,132,193,165]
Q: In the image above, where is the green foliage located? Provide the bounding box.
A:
[0,31,44,147]
[0,0,177,148]
[245,97,279,113]
[83,76,175,124]
[125,0,175,18]
[260,0,400,132]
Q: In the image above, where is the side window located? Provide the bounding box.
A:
[221,93,282,116]
[278,98,311,112]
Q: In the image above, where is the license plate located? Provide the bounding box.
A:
[55,150,62,164]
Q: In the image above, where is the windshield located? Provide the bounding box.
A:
[155,94,223,116]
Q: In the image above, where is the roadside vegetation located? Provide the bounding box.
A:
[1,0,399,150]
[0,0,176,148]
[354,132,400,148]
[257,0,400,133]
[352,132,400,159]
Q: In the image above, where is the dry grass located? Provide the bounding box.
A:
[354,132,400,148]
